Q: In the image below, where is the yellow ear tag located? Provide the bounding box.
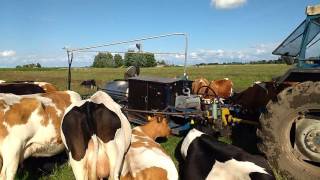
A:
[190,119,195,125]
[147,116,152,121]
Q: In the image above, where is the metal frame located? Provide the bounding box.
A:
[63,33,188,90]
[272,14,320,69]
[298,14,320,68]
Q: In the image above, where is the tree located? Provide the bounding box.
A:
[15,63,42,68]
[157,60,167,65]
[144,53,156,67]
[124,51,136,67]
[114,54,123,67]
[124,51,157,67]
[92,52,114,68]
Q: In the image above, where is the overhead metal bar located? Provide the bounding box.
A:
[72,50,185,55]
[63,33,189,90]
[65,33,187,53]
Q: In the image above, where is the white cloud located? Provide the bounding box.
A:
[0,50,16,57]
[154,43,278,65]
[187,42,278,64]
[175,54,185,59]
[211,0,247,9]
[0,52,97,68]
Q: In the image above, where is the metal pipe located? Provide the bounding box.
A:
[65,33,188,53]
[122,108,204,116]
[184,33,188,77]
[73,50,185,55]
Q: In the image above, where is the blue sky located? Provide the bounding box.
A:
[0,0,318,67]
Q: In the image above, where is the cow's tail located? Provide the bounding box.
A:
[88,134,99,180]
[0,155,2,173]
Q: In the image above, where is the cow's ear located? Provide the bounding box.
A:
[147,116,153,121]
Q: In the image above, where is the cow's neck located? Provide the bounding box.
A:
[139,124,159,140]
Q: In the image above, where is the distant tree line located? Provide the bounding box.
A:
[195,59,286,66]
[16,63,41,69]
[249,59,286,64]
[92,51,157,68]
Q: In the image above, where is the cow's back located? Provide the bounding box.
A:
[121,128,178,180]
[0,83,45,95]
[0,90,81,180]
[209,79,233,99]
[180,129,275,180]
[0,91,81,154]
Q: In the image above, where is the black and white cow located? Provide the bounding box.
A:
[61,91,131,180]
[179,126,275,180]
[80,79,97,89]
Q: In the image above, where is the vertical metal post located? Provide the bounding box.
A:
[183,33,188,78]
[67,51,73,90]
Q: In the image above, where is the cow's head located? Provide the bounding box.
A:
[146,115,171,139]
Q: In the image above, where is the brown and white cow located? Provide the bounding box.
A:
[192,77,233,99]
[0,90,81,180]
[61,91,131,180]
[120,115,178,180]
[32,82,58,92]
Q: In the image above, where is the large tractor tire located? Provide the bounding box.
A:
[258,81,320,180]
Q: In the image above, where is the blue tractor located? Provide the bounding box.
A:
[257,4,320,179]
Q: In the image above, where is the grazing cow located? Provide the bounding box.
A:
[192,78,233,99]
[0,90,81,180]
[80,79,97,89]
[121,115,178,180]
[61,91,131,180]
[179,125,275,180]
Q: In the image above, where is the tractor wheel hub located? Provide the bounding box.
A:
[305,129,320,154]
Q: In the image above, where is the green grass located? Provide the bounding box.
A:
[0,64,291,179]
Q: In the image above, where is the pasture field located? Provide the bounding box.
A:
[0,64,292,180]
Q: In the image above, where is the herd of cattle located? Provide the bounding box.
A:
[0,80,277,180]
